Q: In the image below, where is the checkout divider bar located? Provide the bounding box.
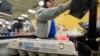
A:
[0,35,38,39]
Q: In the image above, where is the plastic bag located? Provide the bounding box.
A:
[55,25,69,41]
[65,27,83,37]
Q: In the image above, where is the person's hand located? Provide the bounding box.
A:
[36,38,41,40]
[97,16,100,20]
[96,37,100,42]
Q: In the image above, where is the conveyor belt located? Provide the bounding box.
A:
[0,35,37,39]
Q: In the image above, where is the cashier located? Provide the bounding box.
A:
[36,0,72,38]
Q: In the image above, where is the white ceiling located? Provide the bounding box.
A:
[1,0,100,20]
[7,0,65,19]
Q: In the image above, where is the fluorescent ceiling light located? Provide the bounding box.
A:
[0,12,12,16]
[21,14,28,17]
[28,9,36,13]
[18,17,24,19]
[0,0,2,3]
[0,22,2,24]
[38,1,44,6]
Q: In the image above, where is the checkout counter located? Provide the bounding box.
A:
[7,38,78,56]
[0,0,100,56]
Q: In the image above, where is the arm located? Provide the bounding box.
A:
[36,0,72,21]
